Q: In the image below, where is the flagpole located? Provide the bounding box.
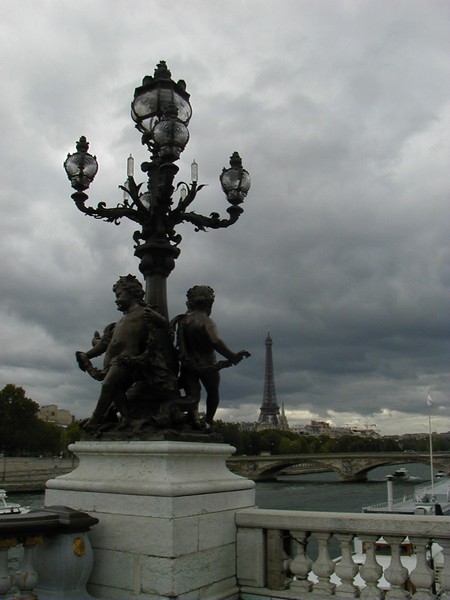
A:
[427,394,434,497]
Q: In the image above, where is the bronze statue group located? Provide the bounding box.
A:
[76,276,250,437]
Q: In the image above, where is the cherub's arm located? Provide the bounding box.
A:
[205,319,247,363]
[76,323,115,370]
[144,306,168,328]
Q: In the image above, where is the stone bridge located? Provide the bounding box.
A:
[226,452,450,481]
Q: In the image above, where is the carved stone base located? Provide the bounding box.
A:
[79,425,223,443]
[45,441,255,600]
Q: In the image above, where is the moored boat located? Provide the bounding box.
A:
[0,489,28,515]
[362,476,450,515]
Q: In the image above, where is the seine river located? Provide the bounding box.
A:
[8,462,434,513]
[255,462,434,512]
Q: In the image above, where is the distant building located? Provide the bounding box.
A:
[291,420,333,436]
[38,404,74,427]
[347,425,381,439]
[257,333,289,430]
[291,420,380,438]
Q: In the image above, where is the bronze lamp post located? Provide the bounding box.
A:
[64,60,250,319]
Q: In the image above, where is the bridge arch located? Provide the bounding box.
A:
[226,453,450,482]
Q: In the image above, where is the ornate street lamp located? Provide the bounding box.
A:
[63,136,98,192]
[64,60,250,319]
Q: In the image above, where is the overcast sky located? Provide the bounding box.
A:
[0,0,448,436]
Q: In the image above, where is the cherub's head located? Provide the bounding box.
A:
[186,285,215,313]
[113,275,145,305]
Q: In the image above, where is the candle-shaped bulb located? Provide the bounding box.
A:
[127,154,134,178]
[123,179,130,202]
[191,159,198,183]
[180,184,188,200]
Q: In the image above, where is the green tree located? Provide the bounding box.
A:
[320,436,336,453]
[215,422,245,453]
[247,431,262,455]
[0,384,40,454]
[259,429,283,454]
[278,437,294,454]
[30,421,63,455]
[63,421,82,448]
[290,436,309,453]
[381,437,401,452]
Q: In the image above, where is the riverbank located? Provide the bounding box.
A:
[3,455,327,492]
[0,457,78,492]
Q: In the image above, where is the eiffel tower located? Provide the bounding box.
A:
[257,332,281,429]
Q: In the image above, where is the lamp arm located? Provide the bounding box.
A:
[71,191,142,225]
[173,182,207,214]
[118,176,150,214]
[179,205,243,232]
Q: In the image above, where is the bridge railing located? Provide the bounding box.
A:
[236,508,450,599]
[0,506,98,599]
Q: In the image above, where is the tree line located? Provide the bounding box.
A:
[0,384,80,456]
[215,421,450,456]
[1,384,449,456]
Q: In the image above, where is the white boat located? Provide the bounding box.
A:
[362,476,450,515]
[342,407,446,592]
[389,467,420,481]
[353,476,447,594]
[0,489,28,515]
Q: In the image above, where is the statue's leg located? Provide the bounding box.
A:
[112,387,131,427]
[201,371,220,425]
[180,368,202,426]
[89,364,129,426]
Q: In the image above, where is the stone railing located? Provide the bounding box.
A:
[3,503,450,599]
[0,506,98,599]
[236,508,450,599]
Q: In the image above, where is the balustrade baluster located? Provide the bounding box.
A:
[311,531,336,596]
[235,505,450,600]
[334,532,359,597]
[408,537,434,600]
[266,529,289,590]
[0,540,17,598]
[433,537,450,599]
[383,536,410,600]
[359,536,383,600]
[289,529,313,594]
[14,536,42,600]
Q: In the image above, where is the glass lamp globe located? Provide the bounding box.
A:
[220,152,251,205]
[153,103,189,161]
[131,61,192,137]
[63,136,98,192]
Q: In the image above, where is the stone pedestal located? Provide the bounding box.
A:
[45,441,255,600]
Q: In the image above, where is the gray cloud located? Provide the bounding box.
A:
[0,0,448,435]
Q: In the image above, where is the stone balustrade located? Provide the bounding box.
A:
[0,506,98,600]
[2,503,450,599]
[236,508,450,599]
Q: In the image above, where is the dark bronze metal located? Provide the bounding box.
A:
[64,62,251,438]
[64,62,250,318]
[74,278,250,439]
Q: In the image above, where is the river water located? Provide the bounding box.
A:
[8,461,435,513]
[255,462,434,512]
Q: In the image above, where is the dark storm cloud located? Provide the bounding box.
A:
[0,0,448,434]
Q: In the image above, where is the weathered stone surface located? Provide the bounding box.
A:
[46,441,254,496]
[45,440,255,600]
[141,543,237,596]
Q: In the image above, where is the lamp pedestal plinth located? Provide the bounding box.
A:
[45,441,255,600]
